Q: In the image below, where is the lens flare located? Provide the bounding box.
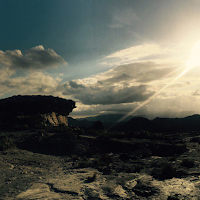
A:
[187,40,200,68]
[115,40,200,125]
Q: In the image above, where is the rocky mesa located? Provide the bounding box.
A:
[0,95,76,129]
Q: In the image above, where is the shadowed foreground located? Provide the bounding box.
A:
[1,129,200,199]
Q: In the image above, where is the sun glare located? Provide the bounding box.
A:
[187,40,200,68]
[114,39,200,125]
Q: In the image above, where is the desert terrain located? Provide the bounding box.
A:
[1,128,200,200]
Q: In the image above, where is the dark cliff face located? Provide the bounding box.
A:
[0,95,76,129]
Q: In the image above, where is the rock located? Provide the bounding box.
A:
[9,164,14,170]
[16,183,62,200]
[125,179,137,190]
[133,181,159,197]
[0,95,76,130]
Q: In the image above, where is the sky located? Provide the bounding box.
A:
[1,0,200,119]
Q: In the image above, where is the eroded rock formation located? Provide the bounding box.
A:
[43,112,69,126]
[0,95,76,129]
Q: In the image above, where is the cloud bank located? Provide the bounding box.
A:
[62,60,180,106]
[1,43,200,119]
[63,82,153,105]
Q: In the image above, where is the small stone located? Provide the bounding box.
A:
[9,164,14,169]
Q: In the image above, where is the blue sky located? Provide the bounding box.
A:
[1,0,200,118]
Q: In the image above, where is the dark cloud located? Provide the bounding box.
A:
[62,61,177,105]
[63,82,154,105]
[0,45,66,70]
[98,73,131,85]
[109,62,178,83]
[69,81,86,89]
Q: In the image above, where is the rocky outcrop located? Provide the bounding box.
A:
[43,112,69,126]
[0,95,76,129]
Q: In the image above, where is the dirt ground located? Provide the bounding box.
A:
[1,131,200,199]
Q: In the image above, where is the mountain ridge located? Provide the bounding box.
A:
[70,114,200,132]
[112,114,200,132]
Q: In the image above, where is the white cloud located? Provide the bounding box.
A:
[103,44,172,67]
[0,71,63,98]
[98,61,180,85]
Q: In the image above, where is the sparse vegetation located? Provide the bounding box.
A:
[151,162,178,180]
[160,164,177,179]
[180,159,195,168]
[0,136,15,151]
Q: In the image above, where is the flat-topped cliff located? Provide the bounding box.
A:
[0,95,76,129]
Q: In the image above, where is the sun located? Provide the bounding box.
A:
[187,40,200,68]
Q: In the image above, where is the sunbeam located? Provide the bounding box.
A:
[116,40,200,124]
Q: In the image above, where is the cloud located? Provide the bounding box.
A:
[63,83,154,105]
[104,44,170,66]
[0,71,63,98]
[98,61,180,85]
[0,42,197,119]
[70,101,148,118]
[0,45,67,70]
[61,60,183,106]
[65,40,200,118]
[61,61,176,105]
[71,95,200,119]
[0,67,15,82]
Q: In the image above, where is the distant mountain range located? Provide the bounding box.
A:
[69,114,200,132]
[113,114,200,132]
[69,114,135,128]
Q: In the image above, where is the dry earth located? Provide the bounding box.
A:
[1,131,200,199]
